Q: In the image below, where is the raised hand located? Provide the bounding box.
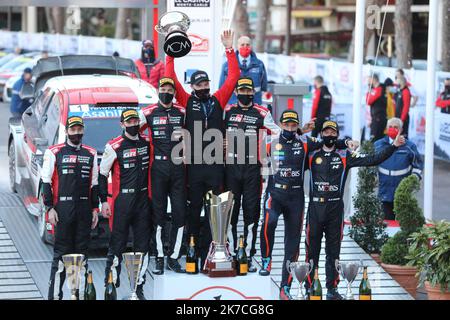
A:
[301,118,316,134]
[393,132,406,147]
[221,30,234,49]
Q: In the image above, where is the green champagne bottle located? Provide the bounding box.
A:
[84,270,96,300]
[310,268,322,300]
[104,271,117,300]
[186,235,199,274]
[359,266,372,300]
[236,235,248,276]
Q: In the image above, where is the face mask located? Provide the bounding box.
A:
[143,48,155,63]
[195,88,211,102]
[387,127,399,140]
[237,94,254,106]
[68,134,83,145]
[445,85,450,92]
[282,130,296,140]
[239,47,251,58]
[322,135,337,148]
[159,92,174,105]
[125,125,140,137]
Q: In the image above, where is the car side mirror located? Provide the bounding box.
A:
[19,82,35,100]
[33,138,48,147]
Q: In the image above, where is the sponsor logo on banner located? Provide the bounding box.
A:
[123,149,137,159]
[174,0,210,7]
[189,34,209,52]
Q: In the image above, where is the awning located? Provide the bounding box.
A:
[292,9,333,18]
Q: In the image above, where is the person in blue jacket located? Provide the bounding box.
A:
[374,117,423,220]
[219,36,268,105]
[10,67,33,118]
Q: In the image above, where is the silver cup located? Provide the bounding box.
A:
[286,259,313,300]
[335,260,363,300]
[123,252,144,300]
[205,191,235,275]
[62,254,85,300]
[155,11,192,58]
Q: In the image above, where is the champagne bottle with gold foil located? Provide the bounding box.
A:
[236,235,248,276]
[84,270,96,300]
[104,271,117,300]
[359,266,372,300]
[186,235,199,274]
[310,268,322,300]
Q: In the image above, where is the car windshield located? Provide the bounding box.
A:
[82,117,124,152]
[0,57,32,72]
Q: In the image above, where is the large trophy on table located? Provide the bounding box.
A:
[62,254,85,300]
[155,11,192,58]
[204,191,236,277]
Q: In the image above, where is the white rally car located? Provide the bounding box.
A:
[8,55,158,246]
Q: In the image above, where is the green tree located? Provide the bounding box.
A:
[349,140,388,254]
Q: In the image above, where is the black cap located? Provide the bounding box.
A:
[322,120,339,133]
[120,109,140,122]
[384,77,394,87]
[190,70,210,85]
[66,116,84,129]
[236,77,254,90]
[280,110,300,124]
[159,77,175,88]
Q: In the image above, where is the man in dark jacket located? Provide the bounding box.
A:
[219,36,268,105]
[366,74,387,141]
[10,67,32,118]
[311,75,332,138]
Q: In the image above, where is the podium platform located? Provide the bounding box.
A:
[147,258,278,300]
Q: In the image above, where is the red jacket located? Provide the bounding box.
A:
[135,59,165,88]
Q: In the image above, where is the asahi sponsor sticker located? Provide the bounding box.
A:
[174,0,210,7]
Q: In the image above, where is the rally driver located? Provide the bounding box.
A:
[43,116,99,300]
[99,109,151,300]
[304,120,405,300]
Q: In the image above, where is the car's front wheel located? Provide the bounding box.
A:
[8,142,17,193]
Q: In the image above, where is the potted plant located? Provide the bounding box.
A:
[349,141,388,264]
[406,220,450,300]
[380,174,425,298]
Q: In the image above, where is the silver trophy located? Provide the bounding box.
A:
[62,254,85,300]
[123,252,144,300]
[205,191,236,277]
[286,260,313,300]
[155,11,192,58]
[335,259,363,300]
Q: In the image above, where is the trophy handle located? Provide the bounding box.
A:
[286,260,292,274]
[335,259,341,274]
[308,259,314,274]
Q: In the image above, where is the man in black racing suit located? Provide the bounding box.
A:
[99,109,151,300]
[304,120,405,300]
[139,77,186,275]
[43,116,99,300]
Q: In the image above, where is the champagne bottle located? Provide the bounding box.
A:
[104,271,117,300]
[186,235,198,274]
[236,235,248,276]
[359,266,372,300]
[310,268,322,300]
[84,270,96,300]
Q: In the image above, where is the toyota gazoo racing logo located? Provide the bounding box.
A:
[123,149,137,159]
[229,114,244,122]
[62,155,77,163]
[153,117,168,125]
[316,182,339,192]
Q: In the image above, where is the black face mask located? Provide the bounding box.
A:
[237,94,254,106]
[159,92,174,105]
[125,125,140,137]
[195,88,211,102]
[68,134,83,145]
[322,135,337,148]
[142,48,155,63]
[282,130,296,140]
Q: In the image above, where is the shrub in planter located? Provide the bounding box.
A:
[380,174,425,297]
[406,220,450,299]
[350,141,388,255]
